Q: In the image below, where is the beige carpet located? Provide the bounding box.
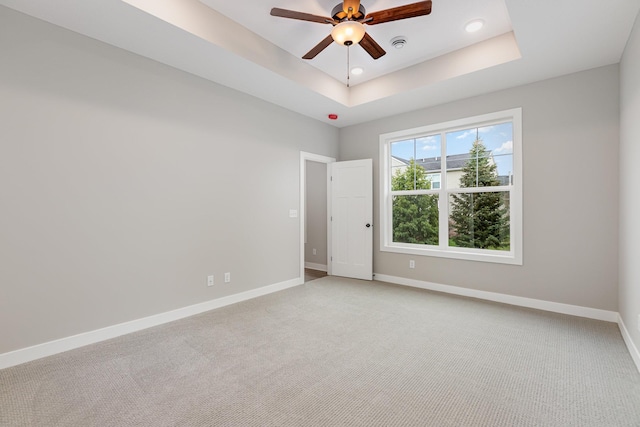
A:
[1,276,639,426]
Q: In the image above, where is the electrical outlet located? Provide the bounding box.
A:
[313,248,317,255]
[637,314,640,332]
[225,272,231,283]
[409,259,415,269]
[207,275,214,287]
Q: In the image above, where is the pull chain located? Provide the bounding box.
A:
[347,44,351,88]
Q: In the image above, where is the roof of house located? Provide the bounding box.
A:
[393,154,473,172]
[393,154,511,185]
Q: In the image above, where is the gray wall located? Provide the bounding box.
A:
[0,7,338,354]
[339,65,619,311]
[620,13,640,354]
[305,161,328,268]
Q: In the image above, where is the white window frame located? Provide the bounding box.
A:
[379,108,522,265]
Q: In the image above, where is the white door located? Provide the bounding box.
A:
[330,159,373,280]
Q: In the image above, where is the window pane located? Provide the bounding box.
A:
[390,139,414,186]
[446,123,512,189]
[426,173,441,189]
[414,135,442,190]
[390,136,441,191]
[448,191,510,251]
[392,194,439,245]
[494,152,513,186]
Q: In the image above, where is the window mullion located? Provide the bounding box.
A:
[391,189,438,196]
[439,131,448,249]
[384,141,392,249]
[413,138,417,191]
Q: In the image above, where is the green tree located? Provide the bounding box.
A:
[392,159,439,245]
[450,140,509,250]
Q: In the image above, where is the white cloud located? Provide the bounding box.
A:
[456,131,473,139]
[494,140,513,154]
[419,136,439,151]
[456,126,494,139]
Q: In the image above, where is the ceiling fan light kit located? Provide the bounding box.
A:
[331,21,366,45]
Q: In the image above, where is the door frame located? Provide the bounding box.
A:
[300,152,335,282]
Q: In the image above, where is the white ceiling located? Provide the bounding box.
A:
[1,0,639,128]
[199,0,514,84]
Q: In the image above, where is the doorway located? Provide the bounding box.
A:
[305,160,329,281]
[299,152,373,283]
[299,152,335,282]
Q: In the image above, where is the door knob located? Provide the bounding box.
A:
[366,223,371,228]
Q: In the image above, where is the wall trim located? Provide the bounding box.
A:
[374,273,619,322]
[305,262,328,272]
[0,277,303,370]
[618,314,640,373]
[4,274,634,374]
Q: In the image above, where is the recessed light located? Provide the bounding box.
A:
[351,67,364,75]
[465,19,484,33]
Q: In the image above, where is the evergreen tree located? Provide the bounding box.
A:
[392,159,439,245]
[450,140,509,250]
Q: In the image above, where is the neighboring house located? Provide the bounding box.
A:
[392,153,509,189]
[391,155,409,171]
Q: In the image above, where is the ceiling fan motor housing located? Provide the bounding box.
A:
[331,3,366,21]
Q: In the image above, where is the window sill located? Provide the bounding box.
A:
[381,243,522,265]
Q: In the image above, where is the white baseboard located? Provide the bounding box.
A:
[374,273,619,323]
[376,273,640,373]
[4,274,633,373]
[618,315,640,373]
[0,277,303,370]
[304,262,328,272]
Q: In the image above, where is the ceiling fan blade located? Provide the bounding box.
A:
[302,35,335,59]
[359,33,386,59]
[365,1,432,25]
[270,8,334,24]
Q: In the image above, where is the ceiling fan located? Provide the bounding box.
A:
[270,1,433,60]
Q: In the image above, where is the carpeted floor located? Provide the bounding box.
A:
[1,276,639,426]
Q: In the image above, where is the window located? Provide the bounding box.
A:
[380,108,522,264]
[426,173,441,189]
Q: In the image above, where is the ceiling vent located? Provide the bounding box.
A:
[390,36,408,49]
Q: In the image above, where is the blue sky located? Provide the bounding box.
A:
[391,122,513,176]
